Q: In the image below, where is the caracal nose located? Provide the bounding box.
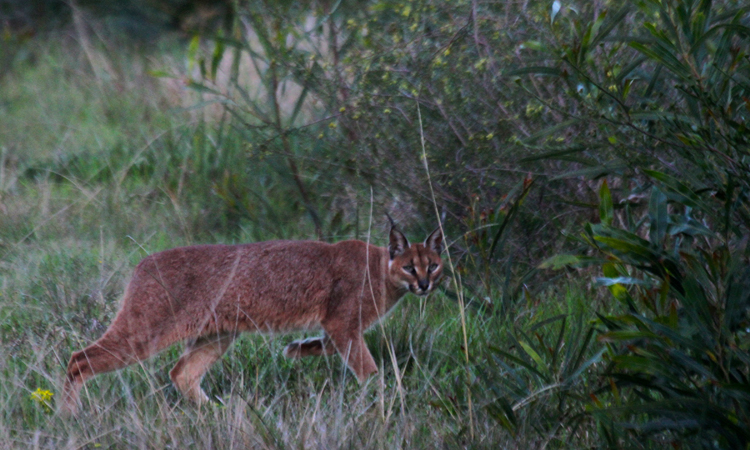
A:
[418,279,429,291]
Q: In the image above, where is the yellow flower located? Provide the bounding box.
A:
[31,388,53,402]
[31,388,54,413]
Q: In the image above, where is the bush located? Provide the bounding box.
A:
[531,1,750,445]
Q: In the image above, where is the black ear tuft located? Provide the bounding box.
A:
[424,227,444,254]
[385,212,396,229]
[388,227,410,259]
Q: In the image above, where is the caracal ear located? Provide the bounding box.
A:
[424,227,444,254]
[388,227,410,259]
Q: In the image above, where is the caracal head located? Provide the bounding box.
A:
[387,226,444,296]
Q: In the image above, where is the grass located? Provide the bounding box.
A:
[0,227,598,448]
[0,233,592,448]
[0,34,604,449]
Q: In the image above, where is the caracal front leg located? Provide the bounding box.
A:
[284,334,338,358]
[169,334,235,405]
[323,326,378,382]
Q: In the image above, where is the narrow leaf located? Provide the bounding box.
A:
[599,180,613,226]
[648,187,668,247]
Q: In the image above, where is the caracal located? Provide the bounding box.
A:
[61,225,444,414]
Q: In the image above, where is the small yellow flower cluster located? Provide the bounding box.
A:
[31,388,54,413]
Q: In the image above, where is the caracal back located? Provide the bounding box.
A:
[61,226,444,415]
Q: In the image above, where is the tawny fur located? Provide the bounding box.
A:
[61,227,444,415]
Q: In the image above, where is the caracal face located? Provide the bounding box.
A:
[388,226,444,296]
[61,225,445,415]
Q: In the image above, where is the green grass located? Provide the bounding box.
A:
[0,35,606,449]
[0,230,594,447]
[0,226,598,448]
[0,200,598,448]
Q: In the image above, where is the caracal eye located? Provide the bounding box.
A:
[428,263,438,272]
[403,265,415,274]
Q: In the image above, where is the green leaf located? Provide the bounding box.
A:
[690,22,750,53]
[488,347,549,380]
[643,169,707,210]
[601,263,633,303]
[518,340,550,377]
[538,254,599,270]
[147,70,176,79]
[599,329,662,342]
[488,176,533,261]
[648,187,668,247]
[506,66,565,78]
[565,348,605,384]
[629,40,691,80]
[595,277,655,287]
[551,161,628,180]
[599,180,613,226]
[485,398,517,432]
[210,39,225,81]
[669,220,713,237]
[523,119,579,144]
[594,236,655,260]
[591,6,631,48]
[185,80,222,96]
[187,34,200,74]
[519,145,591,163]
[519,40,545,51]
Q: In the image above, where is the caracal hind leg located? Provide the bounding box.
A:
[169,334,235,405]
[62,331,147,415]
[324,328,378,382]
[283,334,337,358]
